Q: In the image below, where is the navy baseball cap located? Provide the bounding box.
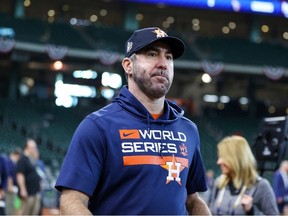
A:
[125,27,185,59]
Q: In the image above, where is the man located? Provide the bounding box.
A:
[273,160,288,214]
[16,138,42,215]
[55,27,211,215]
[5,148,21,215]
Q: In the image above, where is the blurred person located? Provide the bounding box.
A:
[0,153,8,215]
[209,135,279,215]
[206,169,215,190]
[16,138,42,215]
[273,160,288,214]
[55,27,211,215]
[34,146,47,215]
[5,148,21,215]
[199,169,215,205]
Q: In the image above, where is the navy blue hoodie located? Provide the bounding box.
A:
[55,86,207,215]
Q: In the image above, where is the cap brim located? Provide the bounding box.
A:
[156,36,185,59]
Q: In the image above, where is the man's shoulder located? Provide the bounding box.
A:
[87,103,122,120]
[178,115,198,130]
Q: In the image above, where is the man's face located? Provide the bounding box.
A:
[26,140,39,159]
[130,42,174,99]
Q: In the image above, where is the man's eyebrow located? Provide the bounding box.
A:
[139,46,172,54]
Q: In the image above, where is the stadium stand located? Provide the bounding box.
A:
[2,12,288,66]
[194,36,288,67]
[0,95,102,166]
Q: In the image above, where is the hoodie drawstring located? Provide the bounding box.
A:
[160,123,164,158]
[147,113,151,132]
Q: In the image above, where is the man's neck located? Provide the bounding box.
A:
[129,86,165,114]
[143,98,164,115]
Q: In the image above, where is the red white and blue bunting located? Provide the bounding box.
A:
[262,66,285,81]
[96,50,120,65]
[201,61,224,76]
[46,44,68,60]
[0,37,15,53]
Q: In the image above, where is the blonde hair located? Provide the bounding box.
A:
[217,135,258,189]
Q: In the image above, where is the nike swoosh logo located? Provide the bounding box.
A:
[123,132,135,137]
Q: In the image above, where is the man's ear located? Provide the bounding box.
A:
[122,58,133,75]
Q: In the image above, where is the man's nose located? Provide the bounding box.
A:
[156,54,168,69]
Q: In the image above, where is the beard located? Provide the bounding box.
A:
[132,64,172,99]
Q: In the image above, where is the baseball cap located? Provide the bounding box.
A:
[125,27,185,59]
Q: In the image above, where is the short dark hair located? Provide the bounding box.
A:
[10,147,22,155]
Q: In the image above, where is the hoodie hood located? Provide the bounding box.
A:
[113,86,184,124]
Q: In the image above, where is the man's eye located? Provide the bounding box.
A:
[166,55,173,60]
[148,52,157,57]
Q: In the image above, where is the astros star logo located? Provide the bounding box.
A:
[160,155,185,185]
[152,28,167,38]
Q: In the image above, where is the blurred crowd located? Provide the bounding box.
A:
[0,138,59,215]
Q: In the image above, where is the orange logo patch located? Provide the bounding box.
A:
[119,129,140,139]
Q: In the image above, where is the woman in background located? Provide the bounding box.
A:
[209,135,279,215]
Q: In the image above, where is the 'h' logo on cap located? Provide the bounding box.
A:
[152,28,168,38]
